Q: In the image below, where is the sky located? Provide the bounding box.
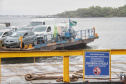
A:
[0,0,126,15]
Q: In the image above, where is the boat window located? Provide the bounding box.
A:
[30,22,43,26]
[61,26,64,28]
[43,22,45,25]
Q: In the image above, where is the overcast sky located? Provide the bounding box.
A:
[0,0,126,15]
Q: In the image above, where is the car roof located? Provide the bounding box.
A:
[0,29,12,32]
[3,27,12,29]
[21,27,33,28]
[16,30,33,33]
[19,27,33,29]
[34,25,53,28]
[3,26,17,28]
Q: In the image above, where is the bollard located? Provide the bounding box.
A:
[19,36,23,48]
[95,33,98,37]
[29,44,32,48]
[24,45,28,49]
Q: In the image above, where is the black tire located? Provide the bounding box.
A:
[6,46,10,48]
[2,44,4,47]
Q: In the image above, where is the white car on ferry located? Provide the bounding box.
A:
[32,25,55,43]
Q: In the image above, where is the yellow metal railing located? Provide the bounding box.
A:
[0,49,126,83]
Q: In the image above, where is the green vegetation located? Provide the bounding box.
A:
[55,5,126,17]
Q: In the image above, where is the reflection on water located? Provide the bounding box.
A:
[2,57,63,64]
[2,57,34,64]
[1,44,96,64]
[37,56,63,63]
[56,43,98,50]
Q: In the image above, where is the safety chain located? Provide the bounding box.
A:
[25,74,78,82]
[56,75,78,82]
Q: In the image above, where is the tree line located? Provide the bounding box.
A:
[55,5,126,18]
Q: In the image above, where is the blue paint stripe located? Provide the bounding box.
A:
[34,44,47,48]
[57,41,67,44]
[74,38,82,41]
[89,36,95,38]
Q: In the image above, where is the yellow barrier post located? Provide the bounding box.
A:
[110,50,111,81]
[83,50,85,81]
[19,36,23,48]
[63,56,70,82]
[34,57,35,66]
[0,58,1,84]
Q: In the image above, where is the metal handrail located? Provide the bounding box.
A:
[36,28,95,45]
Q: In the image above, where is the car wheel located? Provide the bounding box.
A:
[33,40,37,46]
[2,44,4,47]
[6,46,10,48]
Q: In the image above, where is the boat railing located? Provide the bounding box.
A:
[36,28,95,45]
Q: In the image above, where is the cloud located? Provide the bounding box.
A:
[0,0,126,15]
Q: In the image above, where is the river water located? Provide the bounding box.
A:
[1,17,126,49]
[0,17,126,83]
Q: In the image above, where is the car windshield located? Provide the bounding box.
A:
[32,26,47,32]
[0,32,3,36]
[11,32,25,37]
[17,28,31,31]
[30,22,42,26]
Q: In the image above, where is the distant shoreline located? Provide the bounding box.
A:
[0,16,126,18]
[0,5,126,18]
[55,5,126,18]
